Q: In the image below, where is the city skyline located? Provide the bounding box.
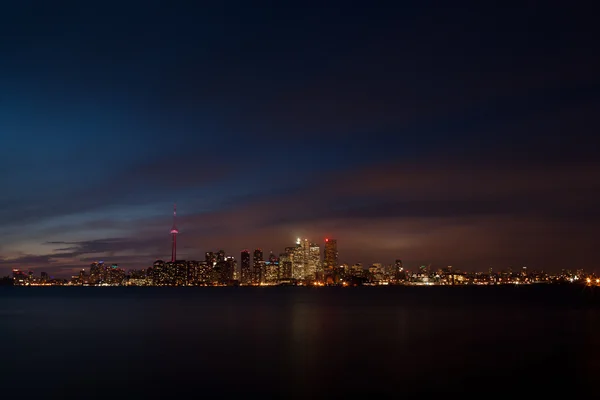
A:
[1,3,599,277]
[0,204,593,279]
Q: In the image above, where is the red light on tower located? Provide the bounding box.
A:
[325,238,329,242]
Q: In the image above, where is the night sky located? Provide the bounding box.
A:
[1,2,599,276]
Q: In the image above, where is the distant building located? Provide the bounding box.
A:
[264,252,280,283]
[253,249,264,284]
[218,256,236,284]
[292,239,306,280]
[324,239,338,270]
[89,261,106,284]
[12,269,27,286]
[240,250,251,285]
[186,261,199,285]
[197,261,211,284]
[153,260,166,285]
[205,252,216,267]
[279,248,294,280]
[307,242,321,281]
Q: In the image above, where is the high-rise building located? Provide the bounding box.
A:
[216,250,226,263]
[265,252,280,283]
[205,252,216,267]
[164,261,177,285]
[290,238,321,281]
[78,269,87,285]
[253,249,264,284]
[106,264,125,286]
[279,248,294,280]
[393,259,404,283]
[40,272,49,283]
[350,263,364,278]
[89,261,106,285]
[12,269,27,286]
[153,260,166,285]
[174,260,188,286]
[240,250,251,285]
[324,239,338,270]
[221,256,236,284]
[187,260,199,285]
[292,238,306,280]
[323,239,340,284]
[307,242,321,281]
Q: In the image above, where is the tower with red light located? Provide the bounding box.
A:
[170,204,178,262]
[324,238,338,270]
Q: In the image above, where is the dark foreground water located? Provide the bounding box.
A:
[1,285,599,398]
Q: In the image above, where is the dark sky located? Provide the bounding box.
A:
[1,1,599,276]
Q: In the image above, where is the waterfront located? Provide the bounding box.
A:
[1,285,599,398]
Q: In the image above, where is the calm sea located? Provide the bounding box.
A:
[1,285,599,398]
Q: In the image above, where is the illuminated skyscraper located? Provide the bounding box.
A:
[214,252,234,284]
[265,252,280,283]
[221,256,236,284]
[205,252,216,267]
[174,260,188,286]
[307,242,321,281]
[196,261,211,285]
[280,247,294,280]
[324,239,338,270]
[292,238,306,280]
[253,249,264,284]
[153,260,166,285]
[89,261,107,285]
[240,250,251,285]
[323,238,338,283]
[187,260,199,285]
[290,238,321,280]
[393,259,404,283]
[12,269,27,286]
[106,264,126,286]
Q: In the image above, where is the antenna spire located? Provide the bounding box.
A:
[170,203,179,262]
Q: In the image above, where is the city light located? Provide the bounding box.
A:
[5,208,598,288]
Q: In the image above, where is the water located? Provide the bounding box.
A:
[1,285,599,398]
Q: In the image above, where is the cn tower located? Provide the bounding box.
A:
[170,204,178,262]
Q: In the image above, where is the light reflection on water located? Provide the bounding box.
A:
[1,286,599,398]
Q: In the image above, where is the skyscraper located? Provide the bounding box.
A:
[324,239,338,270]
[290,238,321,281]
[265,252,280,283]
[153,260,166,285]
[306,242,320,281]
[89,261,107,285]
[280,247,294,280]
[253,249,264,285]
[187,260,199,285]
[205,252,216,267]
[221,256,236,284]
[323,238,338,283]
[292,238,306,280]
[12,269,27,286]
[240,250,251,285]
[393,259,404,283]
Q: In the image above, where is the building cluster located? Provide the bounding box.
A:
[7,239,599,287]
[4,208,598,288]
